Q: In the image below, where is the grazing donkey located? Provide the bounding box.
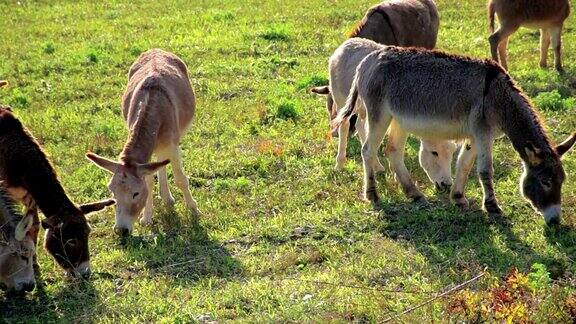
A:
[334,46,576,224]
[312,39,456,199]
[314,1,454,194]
[488,0,570,72]
[87,49,201,236]
[0,106,115,278]
[349,0,439,48]
[0,187,36,294]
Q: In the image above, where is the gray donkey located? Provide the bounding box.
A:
[334,46,576,224]
[313,0,454,194]
[313,39,456,200]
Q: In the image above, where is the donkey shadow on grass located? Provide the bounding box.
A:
[0,280,101,323]
[117,205,243,284]
[345,135,573,281]
[375,196,574,284]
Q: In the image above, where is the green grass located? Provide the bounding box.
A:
[1,0,576,322]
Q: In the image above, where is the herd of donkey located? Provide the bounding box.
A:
[1,0,576,298]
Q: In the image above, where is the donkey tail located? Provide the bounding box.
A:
[310,86,330,95]
[488,1,496,33]
[331,79,359,133]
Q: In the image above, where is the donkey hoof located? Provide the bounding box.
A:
[484,204,503,216]
[191,208,203,218]
[363,191,381,205]
[413,196,429,206]
[454,199,469,211]
[165,197,176,206]
[539,61,548,69]
[139,216,153,226]
[373,162,386,173]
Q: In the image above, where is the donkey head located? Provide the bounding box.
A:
[520,133,576,225]
[86,153,169,236]
[419,140,457,192]
[42,200,113,279]
[0,214,36,294]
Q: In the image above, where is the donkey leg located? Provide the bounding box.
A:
[140,174,155,225]
[157,151,176,206]
[497,37,510,71]
[450,140,477,210]
[539,28,551,68]
[488,24,518,69]
[475,136,502,215]
[357,116,385,173]
[171,146,202,217]
[386,124,427,203]
[362,112,392,204]
[550,25,564,72]
[335,118,350,170]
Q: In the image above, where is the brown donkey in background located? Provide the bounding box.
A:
[87,49,201,237]
[488,0,570,72]
[0,105,115,279]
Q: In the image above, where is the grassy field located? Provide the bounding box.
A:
[1,0,576,322]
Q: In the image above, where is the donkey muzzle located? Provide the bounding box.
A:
[543,205,561,225]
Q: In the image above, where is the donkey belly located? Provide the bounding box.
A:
[392,115,469,140]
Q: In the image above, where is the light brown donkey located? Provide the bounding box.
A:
[488,0,570,72]
[87,49,201,236]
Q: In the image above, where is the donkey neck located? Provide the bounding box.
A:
[26,157,77,217]
[499,91,555,161]
[120,101,160,165]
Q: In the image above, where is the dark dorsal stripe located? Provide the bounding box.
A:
[372,8,398,45]
[349,6,398,45]
[484,62,503,96]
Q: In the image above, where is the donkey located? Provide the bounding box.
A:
[0,186,36,294]
[488,0,570,72]
[312,38,456,199]
[349,0,439,48]
[87,49,201,236]
[0,106,115,278]
[313,1,453,193]
[334,46,576,224]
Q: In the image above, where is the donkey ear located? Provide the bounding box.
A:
[556,132,576,157]
[80,199,115,215]
[86,152,121,173]
[525,143,543,167]
[14,214,34,241]
[136,160,170,177]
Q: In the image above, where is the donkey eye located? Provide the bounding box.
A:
[541,179,552,188]
[431,151,439,157]
[133,192,140,199]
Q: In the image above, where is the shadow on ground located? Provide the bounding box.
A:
[376,199,574,282]
[0,280,101,322]
[117,205,243,283]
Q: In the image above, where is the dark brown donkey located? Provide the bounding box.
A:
[0,106,114,278]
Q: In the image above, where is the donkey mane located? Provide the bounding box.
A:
[0,107,78,217]
[120,77,166,164]
[348,6,396,40]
